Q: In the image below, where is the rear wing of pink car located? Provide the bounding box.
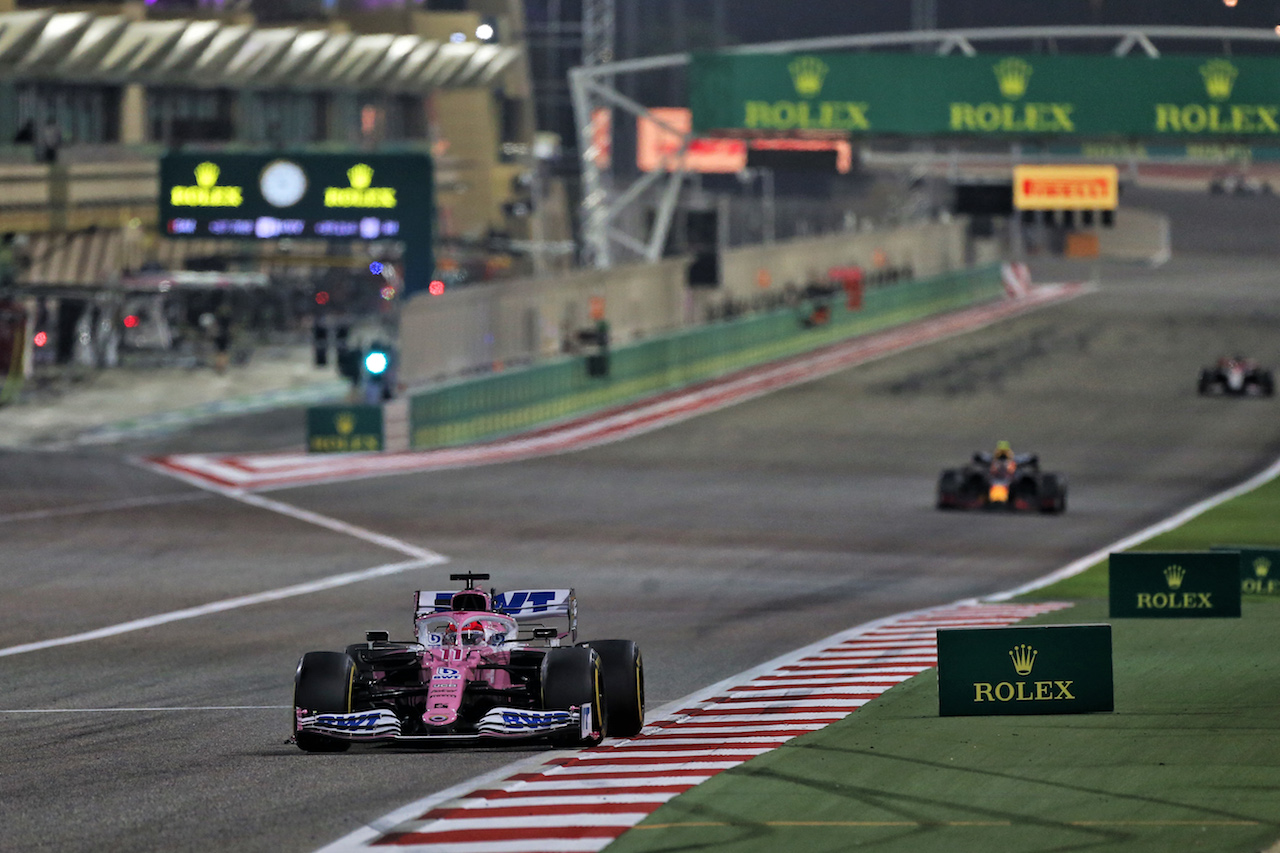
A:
[414,588,577,644]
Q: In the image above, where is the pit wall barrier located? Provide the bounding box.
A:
[398,220,970,387]
[407,262,1004,450]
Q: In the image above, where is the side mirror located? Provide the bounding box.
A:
[365,630,390,644]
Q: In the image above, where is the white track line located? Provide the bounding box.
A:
[2,475,450,659]
[0,492,212,525]
[0,557,439,659]
[0,706,290,713]
[987,454,1280,601]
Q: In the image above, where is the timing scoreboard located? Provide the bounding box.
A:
[158,151,434,294]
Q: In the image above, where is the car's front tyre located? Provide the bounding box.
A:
[541,647,605,747]
[293,651,355,753]
[580,640,644,738]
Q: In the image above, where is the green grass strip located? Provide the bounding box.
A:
[1023,471,1280,601]
[607,470,1280,853]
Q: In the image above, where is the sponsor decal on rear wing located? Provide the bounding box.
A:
[499,589,577,644]
[413,588,577,642]
[494,589,574,619]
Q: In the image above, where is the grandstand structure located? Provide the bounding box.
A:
[0,0,548,287]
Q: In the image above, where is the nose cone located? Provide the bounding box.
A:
[424,705,457,726]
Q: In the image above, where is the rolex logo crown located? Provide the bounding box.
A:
[335,412,356,436]
[194,162,220,188]
[1008,643,1037,676]
[1164,564,1186,590]
[348,163,374,190]
[1200,59,1238,102]
[1255,557,1271,578]
[993,57,1032,100]
[788,56,829,98]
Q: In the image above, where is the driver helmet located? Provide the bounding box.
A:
[460,620,486,647]
[994,440,1013,461]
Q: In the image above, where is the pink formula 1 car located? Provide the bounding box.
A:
[292,573,644,752]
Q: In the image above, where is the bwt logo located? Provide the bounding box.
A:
[317,713,381,730]
[495,591,558,612]
[502,711,568,728]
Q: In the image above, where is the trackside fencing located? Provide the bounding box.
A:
[407,263,1004,449]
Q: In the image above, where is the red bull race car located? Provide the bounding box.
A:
[937,444,1067,514]
[291,573,644,752]
[1198,357,1274,397]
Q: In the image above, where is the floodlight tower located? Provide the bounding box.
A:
[911,0,937,32]
[583,0,616,66]
[575,0,617,267]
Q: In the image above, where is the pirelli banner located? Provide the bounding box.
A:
[690,52,1280,138]
[1014,165,1118,211]
[1109,551,1242,618]
[937,624,1114,717]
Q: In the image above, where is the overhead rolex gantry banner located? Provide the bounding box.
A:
[690,51,1280,138]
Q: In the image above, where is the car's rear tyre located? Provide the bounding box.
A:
[541,647,605,747]
[580,640,644,738]
[1198,370,1214,396]
[293,651,355,753]
[1039,474,1067,514]
[937,470,961,509]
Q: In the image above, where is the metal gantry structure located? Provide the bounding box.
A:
[569,25,1280,269]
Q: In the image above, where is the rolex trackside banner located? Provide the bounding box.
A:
[1212,546,1280,596]
[937,624,1113,717]
[1109,551,1242,618]
[690,52,1280,138]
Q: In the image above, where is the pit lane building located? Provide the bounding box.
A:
[0,0,558,288]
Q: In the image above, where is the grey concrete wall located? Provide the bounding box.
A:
[398,218,971,386]
[398,257,690,386]
[1097,207,1171,265]
[717,219,968,299]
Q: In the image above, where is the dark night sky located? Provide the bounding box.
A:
[615,0,1280,53]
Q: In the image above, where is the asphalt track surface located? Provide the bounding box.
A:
[3,247,1280,851]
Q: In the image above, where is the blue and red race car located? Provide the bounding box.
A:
[937,443,1067,514]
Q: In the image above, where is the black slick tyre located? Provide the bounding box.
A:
[937,470,961,510]
[579,640,644,737]
[1039,474,1067,514]
[293,651,355,753]
[541,647,605,747]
